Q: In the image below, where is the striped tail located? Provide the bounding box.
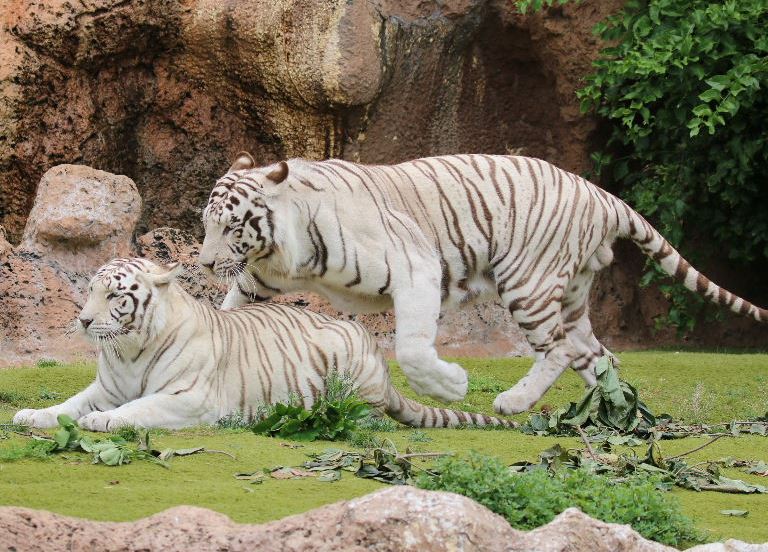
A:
[618,201,767,323]
[385,386,517,428]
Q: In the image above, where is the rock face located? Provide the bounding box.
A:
[19,165,141,273]
[1,0,620,242]
[0,0,766,356]
[2,486,757,552]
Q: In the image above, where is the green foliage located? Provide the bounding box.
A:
[346,429,383,449]
[522,356,654,436]
[346,416,399,449]
[468,374,506,393]
[356,415,399,433]
[515,0,573,15]
[416,451,705,547]
[35,359,60,368]
[251,372,372,442]
[0,415,219,467]
[578,0,768,329]
[0,439,57,462]
[38,387,61,401]
[408,430,433,443]
[0,390,27,405]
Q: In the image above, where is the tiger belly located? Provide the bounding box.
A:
[441,275,498,310]
[303,280,395,314]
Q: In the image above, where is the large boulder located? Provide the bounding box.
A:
[19,165,141,273]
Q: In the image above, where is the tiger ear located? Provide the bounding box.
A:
[229,151,256,172]
[266,161,289,184]
[138,262,183,288]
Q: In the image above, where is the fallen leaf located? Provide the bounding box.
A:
[270,467,316,479]
[318,470,341,482]
[720,510,749,517]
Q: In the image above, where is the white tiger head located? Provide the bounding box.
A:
[199,152,289,280]
[78,258,183,351]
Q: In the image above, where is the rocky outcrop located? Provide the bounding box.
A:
[0,487,764,551]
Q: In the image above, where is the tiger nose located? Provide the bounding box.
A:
[79,317,93,329]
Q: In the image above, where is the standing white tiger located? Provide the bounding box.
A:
[199,153,767,415]
[13,258,511,431]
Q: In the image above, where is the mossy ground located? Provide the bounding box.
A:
[1,352,767,542]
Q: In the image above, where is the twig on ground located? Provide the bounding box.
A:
[203,449,236,460]
[668,434,728,460]
[575,425,597,461]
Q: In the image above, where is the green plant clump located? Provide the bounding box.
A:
[251,372,372,441]
[578,0,768,330]
[416,452,704,547]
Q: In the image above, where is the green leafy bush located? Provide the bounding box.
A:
[251,372,372,441]
[577,0,768,329]
[416,452,704,547]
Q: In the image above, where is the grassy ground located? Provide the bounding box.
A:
[1,352,767,543]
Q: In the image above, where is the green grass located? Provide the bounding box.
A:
[1,352,767,542]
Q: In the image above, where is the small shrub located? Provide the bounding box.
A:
[415,452,704,547]
[0,390,27,405]
[680,383,715,425]
[357,415,399,432]
[468,375,506,393]
[408,430,432,443]
[0,440,56,462]
[216,412,255,431]
[347,429,384,449]
[36,359,60,368]
[38,386,62,401]
[111,425,141,442]
[251,371,372,441]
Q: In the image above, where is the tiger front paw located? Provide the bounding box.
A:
[406,361,468,403]
[12,408,61,429]
[78,411,130,432]
[493,388,536,415]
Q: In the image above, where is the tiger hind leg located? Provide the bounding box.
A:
[562,268,618,387]
[494,289,576,415]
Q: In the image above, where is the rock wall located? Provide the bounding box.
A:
[1,0,766,356]
[0,0,622,240]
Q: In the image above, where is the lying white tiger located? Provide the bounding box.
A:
[199,153,767,415]
[12,258,511,431]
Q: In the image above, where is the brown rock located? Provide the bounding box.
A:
[0,252,91,367]
[136,227,227,308]
[0,225,11,258]
[19,165,141,273]
[0,486,713,552]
